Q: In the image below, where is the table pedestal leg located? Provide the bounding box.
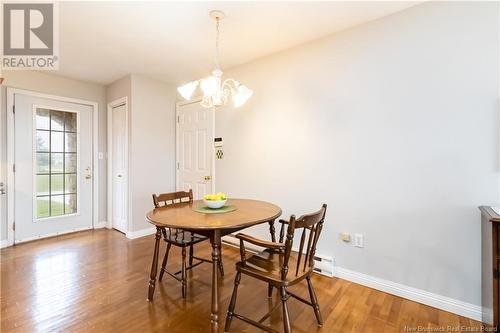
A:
[147,227,162,301]
[210,230,221,333]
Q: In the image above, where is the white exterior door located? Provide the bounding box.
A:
[176,102,214,200]
[111,103,128,233]
[14,93,93,242]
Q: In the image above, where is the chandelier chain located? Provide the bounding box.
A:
[215,17,221,70]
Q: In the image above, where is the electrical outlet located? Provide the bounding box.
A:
[354,233,364,248]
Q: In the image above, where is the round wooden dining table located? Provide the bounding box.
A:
[146,198,282,332]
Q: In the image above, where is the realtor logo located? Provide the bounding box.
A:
[2,2,59,69]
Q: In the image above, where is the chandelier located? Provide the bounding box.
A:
[177,10,253,108]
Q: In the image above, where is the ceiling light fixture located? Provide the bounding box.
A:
[177,10,253,108]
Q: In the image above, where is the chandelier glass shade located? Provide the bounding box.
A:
[177,11,253,108]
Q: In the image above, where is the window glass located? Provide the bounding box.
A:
[34,108,78,218]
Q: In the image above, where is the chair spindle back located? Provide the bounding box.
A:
[152,190,194,240]
[278,204,327,280]
[152,190,193,208]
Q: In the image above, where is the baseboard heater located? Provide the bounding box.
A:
[312,254,334,277]
[222,235,334,277]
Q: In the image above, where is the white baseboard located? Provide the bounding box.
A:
[1,239,11,249]
[126,227,156,239]
[94,221,107,229]
[14,226,93,244]
[223,234,481,322]
[333,267,482,322]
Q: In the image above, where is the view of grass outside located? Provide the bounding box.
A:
[35,108,78,219]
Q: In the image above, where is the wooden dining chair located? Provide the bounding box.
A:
[149,190,224,299]
[224,204,327,333]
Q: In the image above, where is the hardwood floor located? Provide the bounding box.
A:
[1,229,482,332]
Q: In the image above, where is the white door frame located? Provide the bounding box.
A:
[107,97,129,233]
[175,98,216,194]
[6,87,99,246]
[0,89,5,248]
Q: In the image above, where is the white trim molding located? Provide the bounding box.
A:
[94,221,108,229]
[333,266,482,322]
[126,227,156,240]
[175,98,216,194]
[1,239,10,249]
[14,226,93,244]
[107,97,129,234]
[6,87,99,246]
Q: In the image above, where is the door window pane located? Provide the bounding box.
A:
[65,112,77,132]
[50,111,65,131]
[65,133,77,152]
[65,174,77,194]
[65,154,76,173]
[36,175,49,196]
[34,108,79,218]
[51,175,64,195]
[65,195,77,214]
[50,153,64,173]
[36,109,50,130]
[50,195,64,216]
[36,153,49,173]
[51,131,64,152]
[36,197,50,218]
[36,131,50,152]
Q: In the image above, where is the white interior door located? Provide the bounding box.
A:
[176,102,214,200]
[111,103,128,233]
[14,93,93,242]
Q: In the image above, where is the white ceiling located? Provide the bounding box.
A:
[58,1,420,85]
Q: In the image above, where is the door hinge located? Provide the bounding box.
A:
[177,162,180,170]
[177,115,180,123]
[12,164,15,173]
[494,269,500,279]
[12,105,15,114]
[12,222,15,231]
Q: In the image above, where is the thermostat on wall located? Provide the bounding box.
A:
[214,137,223,147]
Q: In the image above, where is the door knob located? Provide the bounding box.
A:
[117,174,122,178]
[204,176,211,181]
[85,175,92,180]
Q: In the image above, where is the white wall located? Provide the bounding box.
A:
[106,75,176,233]
[0,72,107,242]
[1,86,7,243]
[107,75,132,105]
[129,75,177,232]
[214,1,499,307]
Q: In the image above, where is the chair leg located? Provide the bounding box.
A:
[218,249,224,277]
[280,287,292,333]
[158,243,171,282]
[181,246,187,298]
[306,276,323,326]
[268,284,273,298]
[224,271,241,333]
[189,244,194,267]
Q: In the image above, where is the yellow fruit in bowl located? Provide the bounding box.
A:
[203,192,227,209]
[204,192,227,201]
